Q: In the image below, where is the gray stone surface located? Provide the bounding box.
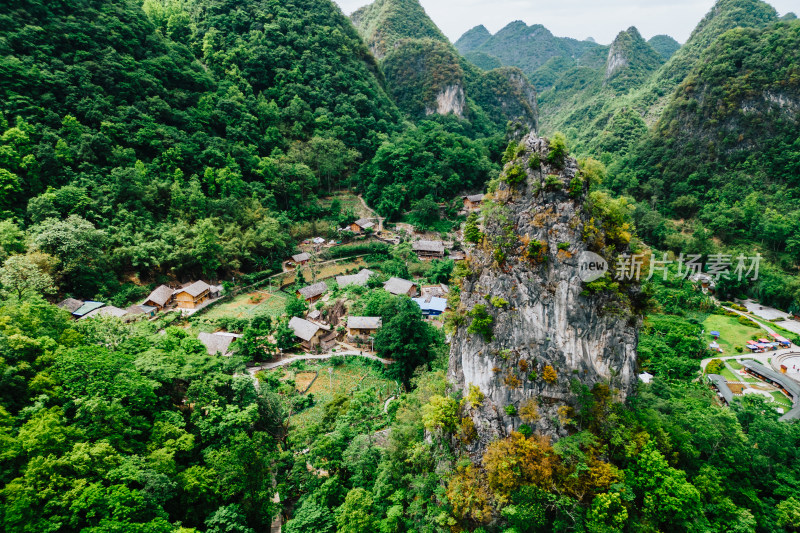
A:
[448,133,640,451]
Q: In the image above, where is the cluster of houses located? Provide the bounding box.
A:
[57,298,157,322]
[57,280,221,322]
[286,272,451,351]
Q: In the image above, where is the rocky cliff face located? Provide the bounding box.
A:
[426,84,466,118]
[448,133,640,451]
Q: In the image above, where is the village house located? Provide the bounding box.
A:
[198,332,241,356]
[383,277,417,297]
[297,281,328,303]
[420,284,449,299]
[291,252,311,266]
[347,316,382,340]
[125,305,157,321]
[412,296,447,318]
[173,281,213,310]
[336,269,375,288]
[289,317,326,350]
[350,218,375,233]
[143,285,175,310]
[463,194,484,211]
[412,240,445,260]
[80,305,128,320]
[71,301,105,319]
[57,298,84,314]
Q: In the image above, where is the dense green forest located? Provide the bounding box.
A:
[0,0,502,300]
[2,0,800,531]
[351,0,538,135]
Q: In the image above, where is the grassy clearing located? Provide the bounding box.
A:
[319,191,372,219]
[286,360,399,429]
[771,391,794,408]
[703,315,762,354]
[286,258,369,288]
[202,290,289,320]
[728,360,743,370]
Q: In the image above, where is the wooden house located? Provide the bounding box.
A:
[463,194,484,211]
[347,317,382,339]
[297,281,328,303]
[173,281,212,310]
[383,277,417,297]
[350,218,375,234]
[412,240,445,260]
[289,317,325,350]
[292,252,311,265]
[143,285,175,310]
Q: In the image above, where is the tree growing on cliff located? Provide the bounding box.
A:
[467,304,494,342]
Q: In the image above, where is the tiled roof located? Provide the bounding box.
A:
[298,282,328,299]
[198,332,237,356]
[348,317,382,330]
[384,277,415,295]
[57,298,84,313]
[72,301,105,317]
[176,281,211,298]
[289,317,321,342]
[412,240,445,253]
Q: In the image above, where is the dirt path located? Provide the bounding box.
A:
[357,195,384,232]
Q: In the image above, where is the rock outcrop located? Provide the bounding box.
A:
[426,84,466,118]
[448,133,641,452]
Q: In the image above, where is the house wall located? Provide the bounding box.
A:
[174,290,210,309]
[348,328,378,337]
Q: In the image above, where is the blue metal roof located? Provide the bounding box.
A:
[413,297,447,313]
[72,301,105,317]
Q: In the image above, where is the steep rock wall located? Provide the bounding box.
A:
[448,134,640,451]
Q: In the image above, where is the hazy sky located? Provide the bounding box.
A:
[333,0,797,44]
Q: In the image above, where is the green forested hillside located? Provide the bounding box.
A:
[647,34,681,60]
[604,27,665,90]
[0,301,284,532]
[351,0,539,135]
[613,21,800,273]
[454,21,601,91]
[539,0,779,154]
[350,0,450,59]
[0,0,404,295]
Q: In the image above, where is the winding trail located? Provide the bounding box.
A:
[357,195,384,232]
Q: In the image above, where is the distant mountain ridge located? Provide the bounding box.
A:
[455,21,602,91]
[350,0,538,132]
